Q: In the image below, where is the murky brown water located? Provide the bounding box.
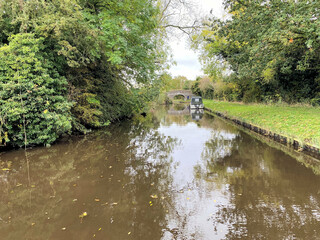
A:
[0,105,320,240]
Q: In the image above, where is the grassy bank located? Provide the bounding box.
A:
[204,100,320,149]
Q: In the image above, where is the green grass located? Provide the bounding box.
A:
[204,100,320,149]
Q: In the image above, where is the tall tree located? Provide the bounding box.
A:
[194,0,320,103]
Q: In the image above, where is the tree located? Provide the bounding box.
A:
[199,76,214,99]
[0,0,168,146]
[194,0,320,103]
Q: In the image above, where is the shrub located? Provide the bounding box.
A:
[0,33,72,147]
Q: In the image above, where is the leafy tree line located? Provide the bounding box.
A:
[0,0,167,147]
[160,74,192,91]
[194,0,320,104]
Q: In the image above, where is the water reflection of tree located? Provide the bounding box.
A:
[152,105,191,126]
[0,113,179,240]
[200,131,320,239]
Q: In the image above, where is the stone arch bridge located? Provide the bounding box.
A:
[167,90,194,100]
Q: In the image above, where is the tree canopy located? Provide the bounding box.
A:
[0,0,167,147]
[194,0,320,103]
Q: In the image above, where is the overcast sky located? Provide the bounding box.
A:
[168,0,224,80]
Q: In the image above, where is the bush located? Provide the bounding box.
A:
[0,33,72,147]
[311,98,320,106]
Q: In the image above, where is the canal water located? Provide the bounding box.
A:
[0,105,320,240]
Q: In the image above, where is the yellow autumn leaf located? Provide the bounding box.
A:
[43,109,48,114]
[79,212,88,218]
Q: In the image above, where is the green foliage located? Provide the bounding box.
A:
[191,76,215,99]
[79,0,160,83]
[0,33,72,147]
[162,75,190,91]
[195,0,320,103]
[191,77,202,96]
[0,0,166,147]
[183,80,192,90]
[198,76,214,99]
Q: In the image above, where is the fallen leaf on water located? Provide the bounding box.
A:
[73,184,77,187]
[2,168,10,171]
[79,212,88,218]
[31,185,36,188]
[16,183,22,187]
[101,202,109,206]
[73,199,78,202]
[111,202,118,206]
[150,195,158,199]
[128,232,131,235]
[94,199,100,202]
[98,228,102,231]
[31,223,35,226]
[109,166,112,169]
[61,227,66,231]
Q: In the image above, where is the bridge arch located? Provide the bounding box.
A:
[173,94,186,100]
[167,90,194,100]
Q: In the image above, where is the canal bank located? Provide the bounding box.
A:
[203,100,320,160]
[204,109,320,175]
